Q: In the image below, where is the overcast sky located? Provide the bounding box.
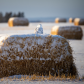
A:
[0,0,84,18]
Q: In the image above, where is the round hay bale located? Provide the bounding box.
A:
[74,18,84,25]
[51,26,83,39]
[69,18,74,23]
[0,34,77,77]
[8,17,29,27]
[55,18,66,23]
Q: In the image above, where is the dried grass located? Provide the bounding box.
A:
[51,26,83,39]
[8,17,29,27]
[0,34,78,78]
[55,18,66,23]
[0,74,79,81]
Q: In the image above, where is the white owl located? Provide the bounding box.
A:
[34,24,43,34]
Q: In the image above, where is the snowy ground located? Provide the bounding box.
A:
[0,79,84,84]
[0,22,84,84]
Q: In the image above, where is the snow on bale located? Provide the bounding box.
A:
[74,18,84,25]
[51,26,83,39]
[8,17,29,27]
[0,34,78,78]
[55,18,66,23]
[69,18,74,23]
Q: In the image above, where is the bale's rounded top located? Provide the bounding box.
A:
[55,18,59,20]
[69,18,74,20]
[0,34,64,42]
[74,18,84,22]
[8,17,15,21]
[74,18,80,22]
[8,17,28,22]
[51,26,82,32]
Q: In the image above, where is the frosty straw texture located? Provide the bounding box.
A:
[0,34,77,78]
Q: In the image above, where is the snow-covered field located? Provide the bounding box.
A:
[0,79,84,84]
[0,22,84,84]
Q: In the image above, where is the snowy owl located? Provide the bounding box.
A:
[34,24,43,34]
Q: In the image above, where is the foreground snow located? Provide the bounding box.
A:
[0,80,84,84]
[0,75,84,84]
[0,74,84,84]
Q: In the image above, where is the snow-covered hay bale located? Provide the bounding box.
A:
[8,17,29,27]
[55,18,66,23]
[51,26,83,39]
[69,18,74,23]
[0,34,77,77]
[74,18,84,25]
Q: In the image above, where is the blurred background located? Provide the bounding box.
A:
[0,0,84,22]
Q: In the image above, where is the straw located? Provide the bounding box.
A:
[51,26,83,39]
[0,34,78,78]
[8,17,29,27]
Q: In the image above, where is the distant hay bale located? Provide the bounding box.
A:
[0,34,77,78]
[51,26,83,39]
[69,18,74,23]
[55,18,66,23]
[74,18,84,25]
[8,17,29,27]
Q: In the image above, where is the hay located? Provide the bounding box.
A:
[51,26,83,39]
[69,18,74,23]
[55,18,66,23]
[74,18,84,25]
[0,34,77,78]
[8,17,29,27]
